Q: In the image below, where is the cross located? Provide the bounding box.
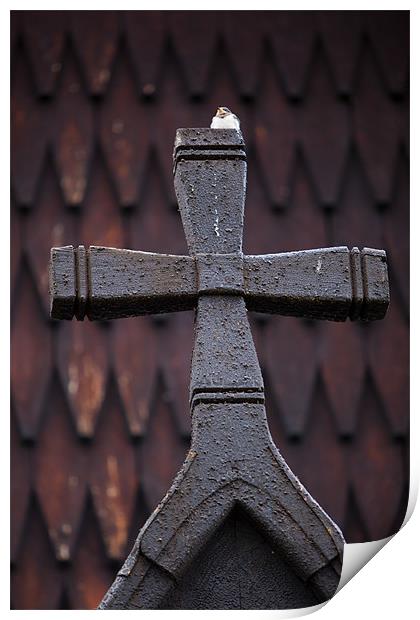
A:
[50,128,389,609]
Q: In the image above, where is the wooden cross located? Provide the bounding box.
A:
[50,129,389,610]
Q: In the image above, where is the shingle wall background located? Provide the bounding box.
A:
[11,10,409,609]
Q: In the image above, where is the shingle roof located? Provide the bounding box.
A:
[11,10,409,609]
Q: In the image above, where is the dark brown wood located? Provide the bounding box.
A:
[159,507,320,610]
[50,246,197,320]
[50,244,389,322]
[49,127,390,609]
[245,246,388,320]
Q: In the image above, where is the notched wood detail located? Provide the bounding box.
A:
[50,244,389,323]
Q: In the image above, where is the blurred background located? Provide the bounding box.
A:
[11,10,409,609]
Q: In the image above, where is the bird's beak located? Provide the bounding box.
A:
[216,107,223,117]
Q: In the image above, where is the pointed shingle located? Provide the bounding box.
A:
[11,496,63,609]
[159,313,194,438]
[124,11,166,97]
[11,46,48,207]
[57,320,109,439]
[21,10,65,97]
[34,379,88,561]
[81,152,125,248]
[70,11,120,96]
[297,48,350,207]
[342,489,369,543]
[11,265,52,440]
[268,11,316,100]
[265,317,320,438]
[367,298,409,437]
[273,155,327,252]
[366,11,409,97]
[51,47,94,206]
[223,11,265,99]
[137,382,187,510]
[383,151,409,311]
[24,156,76,316]
[330,150,382,249]
[348,377,406,539]
[317,11,362,97]
[67,496,114,609]
[112,317,158,437]
[242,152,284,254]
[320,321,366,437]
[99,48,151,208]
[274,379,348,526]
[89,380,137,561]
[151,53,193,206]
[169,10,219,98]
[254,61,296,208]
[128,155,188,255]
[353,47,404,205]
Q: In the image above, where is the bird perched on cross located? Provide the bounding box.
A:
[210,106,240,130]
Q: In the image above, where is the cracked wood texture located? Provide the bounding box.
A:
[11,10,409,610]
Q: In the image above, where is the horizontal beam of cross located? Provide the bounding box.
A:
[50,244,388,323]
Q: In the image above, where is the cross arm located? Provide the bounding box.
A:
[49,245,197,320]
[244,246,389,321]
[50,244,389,322]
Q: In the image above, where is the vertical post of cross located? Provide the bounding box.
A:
[173,129,264,411]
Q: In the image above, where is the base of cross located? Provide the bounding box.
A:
[99,399,344,610]
[49,128,389,609]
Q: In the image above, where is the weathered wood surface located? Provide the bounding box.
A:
[51,244,388,322]
[159,508,319,610]
[49,128,390,610]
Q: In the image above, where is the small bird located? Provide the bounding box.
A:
[210,106,240,130]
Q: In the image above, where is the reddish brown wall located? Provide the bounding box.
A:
[11,10,409,609]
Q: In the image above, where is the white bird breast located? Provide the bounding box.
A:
[210,114,240,130]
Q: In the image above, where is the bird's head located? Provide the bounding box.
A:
[216,107,232,118]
